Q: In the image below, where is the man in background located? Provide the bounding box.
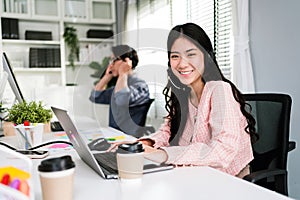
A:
[89,45,150,137]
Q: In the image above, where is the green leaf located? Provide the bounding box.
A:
[7,101,53,124]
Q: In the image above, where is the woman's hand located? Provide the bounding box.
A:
[143,145,168,164]
[138,138,155,147]
[106,140,137,152]
[106,138,152,152]
[106,138,168,164]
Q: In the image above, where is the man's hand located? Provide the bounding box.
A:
[118,58,132,76]
[94,63,113,91]
[104,64,114,77]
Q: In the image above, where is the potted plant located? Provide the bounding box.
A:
[63,26,80,70]
[7,101,52,125]
[4,101,53,136]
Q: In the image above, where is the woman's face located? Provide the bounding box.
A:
[169,37,204,87]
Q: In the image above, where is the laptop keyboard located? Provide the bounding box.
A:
[94,152,118,174]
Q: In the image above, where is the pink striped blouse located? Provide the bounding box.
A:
[148,81,253,176]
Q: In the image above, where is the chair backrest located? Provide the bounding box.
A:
[129,98,154,127]
[108,98,154,137]
[243,93,292,172]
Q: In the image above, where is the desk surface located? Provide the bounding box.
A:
[29,149,292,200]
[0,128,293,200]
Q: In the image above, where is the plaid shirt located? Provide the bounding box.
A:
[149,81,253,176]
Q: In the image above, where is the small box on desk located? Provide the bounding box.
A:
[87,29,113,39]
[25,31,52,41]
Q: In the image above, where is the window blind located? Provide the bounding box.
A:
[169,0,232,79]
[189,0,214,45]
[214,0,233,79]
[135,0,232,78]
[214,0,232,79]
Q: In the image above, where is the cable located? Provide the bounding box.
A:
[28,141,73,150]
[0,141,17,151]
[0,140,73,151]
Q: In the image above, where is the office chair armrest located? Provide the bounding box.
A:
[288,141,296,152]
[243,169,287,183]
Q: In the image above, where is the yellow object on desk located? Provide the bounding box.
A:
[106,135,126,141]
[0,166,31,180]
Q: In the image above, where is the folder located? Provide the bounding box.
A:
[9,18,19,39]
[1,18,10,39]
[1,18,19,39]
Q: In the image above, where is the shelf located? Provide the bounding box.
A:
[90,0,115,23]
[2,0,60,21]
[32,0,60,19]
[1,13,60,22]
[2,39,60,45]
[14,68,62,72]
[1,0,116,89]
[79,38,114,43]
[64,19,115,26]
[65,61,89,66]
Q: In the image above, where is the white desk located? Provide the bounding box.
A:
[26,149,291,200]
[0,131,294,200]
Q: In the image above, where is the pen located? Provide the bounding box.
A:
[106,135,126,141]
[16,128,32,149]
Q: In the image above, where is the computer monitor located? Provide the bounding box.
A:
[1,52,24,103]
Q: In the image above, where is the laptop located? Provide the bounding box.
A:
[51,106,174,179]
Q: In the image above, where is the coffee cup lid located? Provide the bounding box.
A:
[38,155,75,172]
[117,142,144,154]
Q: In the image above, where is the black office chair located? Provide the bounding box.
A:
[131,98,156,137]
[134,99,155,136]
[130,98,155,127]
[108,98,155,137]
[242,93,296,196]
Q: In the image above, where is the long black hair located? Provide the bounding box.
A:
[164,23,258,145]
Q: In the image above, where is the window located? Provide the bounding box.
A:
[135,0,232,79]
[214,0,232,79]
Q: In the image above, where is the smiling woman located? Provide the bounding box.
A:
[137,22,258,178]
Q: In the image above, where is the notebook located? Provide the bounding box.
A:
[51,106,174,179]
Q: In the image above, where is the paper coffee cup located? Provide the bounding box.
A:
[38,155,75,200]
[116,142,144,179]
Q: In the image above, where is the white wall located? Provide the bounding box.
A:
[249,0,300,198]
